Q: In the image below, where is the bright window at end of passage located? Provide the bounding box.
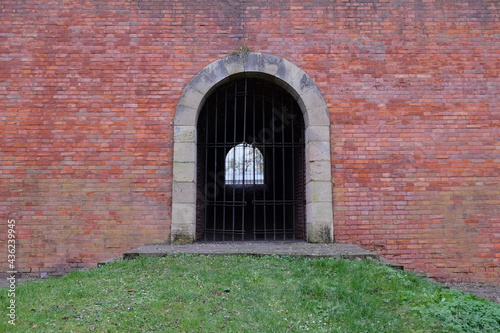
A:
[225,143,264,185]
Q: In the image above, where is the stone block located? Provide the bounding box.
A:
[299,87,328,112]
[174,126,196,143]
[173,142,196,163]
[306,218,334,243]
[179,86,204,110]
[173,162,196,183]
[305,107,330,126]
[306,125,330,142]
[306,180,333,204]
[306,201,334,224]
[174,105,198,126]
[200,59,229,90]
[306,160,332,182]
[260,53,283,76]
[171,203,196,244]
[276,59,302,89]
[172,181,196,204]
[244,52,264,73]
[188,72,217,96]
[306,141,331,162]
[222,53,245,75]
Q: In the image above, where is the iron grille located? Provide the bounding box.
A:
[197,77,305,241]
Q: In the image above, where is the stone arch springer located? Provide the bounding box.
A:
[172,52,334,244]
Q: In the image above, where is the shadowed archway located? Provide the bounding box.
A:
[197,77,306,241]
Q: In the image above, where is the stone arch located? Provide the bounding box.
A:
[172,52,333,244]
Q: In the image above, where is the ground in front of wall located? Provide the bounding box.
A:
[1,272,499,303]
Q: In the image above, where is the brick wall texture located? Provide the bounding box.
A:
[1,0,498,283]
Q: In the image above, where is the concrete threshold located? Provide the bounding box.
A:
[122,242,404,270]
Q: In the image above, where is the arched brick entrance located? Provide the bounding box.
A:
[172,52,333,244]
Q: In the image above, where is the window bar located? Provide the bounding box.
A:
[222,84,229,241]
[252,79,257,241]
[232,81,238,241]
[271,85,277,241]
[290,100,296,240]
[241,78,248,241]
[281,93,286,240]
[261,85,267,240]
[213,90,219,242]
[204,102,209,241]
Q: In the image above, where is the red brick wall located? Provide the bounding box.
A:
[1,1,498,283]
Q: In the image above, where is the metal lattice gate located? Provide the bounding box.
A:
[196,77,305,241]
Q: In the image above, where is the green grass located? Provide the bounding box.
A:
[2,255,499,332]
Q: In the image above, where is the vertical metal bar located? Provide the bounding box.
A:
[204,103,209,241]
[291,100,296,240]
[241,78,248,240]
[272,85,276,241]
[232,81,238,241]
[281,93,286,240]
[262,85,267,240]
[222,84,228,241]
[252,79,257,240]
[213,90,219,242]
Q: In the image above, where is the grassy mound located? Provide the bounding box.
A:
[2,255,499,332]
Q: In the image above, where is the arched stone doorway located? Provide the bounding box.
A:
[172,52,333,244]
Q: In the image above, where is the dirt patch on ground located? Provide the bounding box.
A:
[0,275,43,289]
[444,282,500,303]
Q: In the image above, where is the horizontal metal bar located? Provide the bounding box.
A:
[199,142,304,148]
[205,229,295,235]
[203,200,304,206]
[252,200,304,205]
[204,229,246,234]
[205,201,247,207]
[253,229,295,233]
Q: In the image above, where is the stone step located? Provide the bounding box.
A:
[119,242,404,270]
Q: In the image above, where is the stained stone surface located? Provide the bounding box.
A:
[124,242,382,261]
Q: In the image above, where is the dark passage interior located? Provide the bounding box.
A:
[196,77,306,241]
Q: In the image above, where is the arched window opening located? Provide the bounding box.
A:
[225,143,264,185]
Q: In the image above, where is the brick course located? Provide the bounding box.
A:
[1,0,498,283]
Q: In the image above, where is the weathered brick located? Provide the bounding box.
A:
[0,0,498,284]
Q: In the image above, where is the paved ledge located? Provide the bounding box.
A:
[122,242,403,270]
